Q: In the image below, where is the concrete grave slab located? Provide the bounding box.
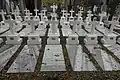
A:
[41,45,66,71]
[7,45,40,73]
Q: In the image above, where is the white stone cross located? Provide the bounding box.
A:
[61,9,67,17]
[91,21,97,34]
[70,9,74,17]
[87,11,93,17]
[109,20,117,33]
[49,19,58,34]
[24,8,32,17]
[93,5,98,13]
[117,15,120,21]
[0,10,6,21]
[65,13,70,21]
[77,5,83,11]
[76,11,83,18]
[60,9,67,23]
[51,4,58,13]
[33,9,40,21]
[12,10,20,20]
[42,9,47,16]
[24,9,32,21]
[87,10,92,14]
[24,8,29,15]
[16,6,20,16]
[26,11,32,17]
[29,19,39,33]
[5,15,16,34]
[39,12,44,20]
[87,10,93,22]
[99,12,106,22]
[34,8,39,16]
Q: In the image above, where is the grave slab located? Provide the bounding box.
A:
[100,49,120,71]
[86,45,120,71]
[41,45,66,71]
[0,45,20,71]
[66,45,96,71]
[104,44,120,60]
[7,45,40,73]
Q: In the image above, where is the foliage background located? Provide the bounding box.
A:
[43,0,64,7]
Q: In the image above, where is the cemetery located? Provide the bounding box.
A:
[0,0,120,79]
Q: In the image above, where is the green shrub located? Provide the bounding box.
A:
[43,0,64,7]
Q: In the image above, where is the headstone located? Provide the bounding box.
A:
[49,13,59,34]
[6,34,23,44]
[5,16,16,34]
[69,9,74,25]
[47,34,60,44]
[5,15,22,44]
[66,34,79,45]
[12,9,22,22]
[84,21,98,45]
[76,10,83,21]
[39,10,48,22]
[27,34,41,44]
[101,20,117,45]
